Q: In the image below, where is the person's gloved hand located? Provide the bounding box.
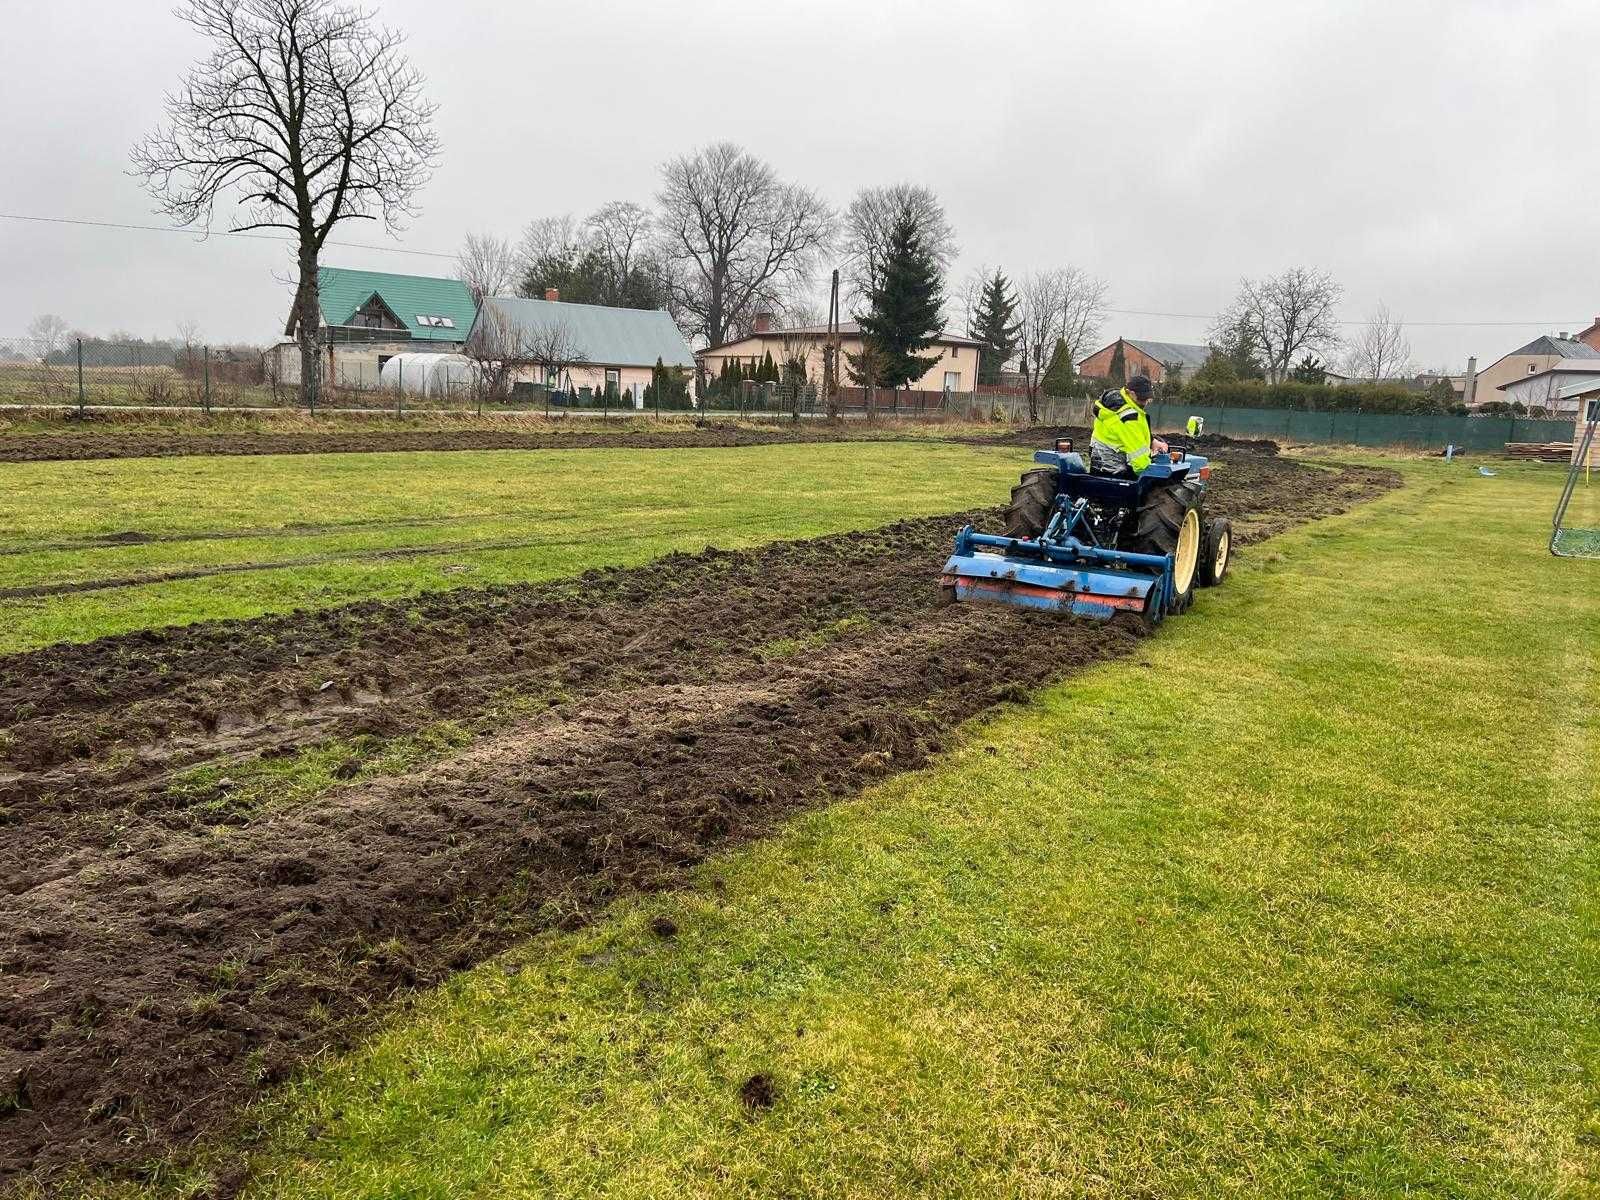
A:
[1152,437,1169,454]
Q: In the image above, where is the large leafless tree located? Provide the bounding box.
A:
[514,214,585,286]
[587,202,653,292]
[1211,267,1343,383]
[1347,302,1412,381]
[132,0,439,411]
[456,231,519,304]
[1014,268,1108,422]
[26,314,69,361]
[655,142,835,353]
[840,184,957,308]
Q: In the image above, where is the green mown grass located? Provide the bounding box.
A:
[0,442,1022,652]
[95,459,1599,1198]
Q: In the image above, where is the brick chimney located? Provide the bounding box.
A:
[544,287,560,302]
[753,311,774,334]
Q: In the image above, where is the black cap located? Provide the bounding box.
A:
[1126,374,1153,399]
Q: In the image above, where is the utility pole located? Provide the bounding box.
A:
[825,268,841,420]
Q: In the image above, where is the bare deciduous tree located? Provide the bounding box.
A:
[456,232,519,304]
[1015,268,1109,423]
[955,264,992,338]
[587,201,652,288]
[27,314,69,360]
[1346,302,1412,381]
[655,142,836,353]
[515,214,585,284]
[1211,267,1343,383]
[841,184,957,307]
[132,0,439,412]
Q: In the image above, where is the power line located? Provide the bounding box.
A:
[3,211,1587,329]
[0,211,458,261]
[1105,306,1585,328]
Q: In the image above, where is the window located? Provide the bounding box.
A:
[377,354,393,369]
[1589,397,1599,422]
[350,296,404,331]
[944,370,960,393]
[1528,363,1537,374]
[605,368,621,395]
[416,315,456,329]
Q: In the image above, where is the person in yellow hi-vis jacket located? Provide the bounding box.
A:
[1090,374,1168,477]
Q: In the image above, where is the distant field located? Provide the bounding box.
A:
[0,441,1026,651]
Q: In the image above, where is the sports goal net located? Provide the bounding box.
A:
[1551,408,1600,558]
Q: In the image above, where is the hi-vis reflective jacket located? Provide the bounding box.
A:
[1090,388,1154,475]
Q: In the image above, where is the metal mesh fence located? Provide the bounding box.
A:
[0,334,272,413]
[3,335,1578,449]
[1147,401,1577,452]
[0,335,1091,423]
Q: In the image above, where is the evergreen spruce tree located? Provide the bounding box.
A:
[1193,349,1237,385]
[1041,337,1075,395]
[855,208,945,391]
[968,268,1021,386]
[1216,318,1265,381]
[1290,354,1327,384]
[1107,341,1127,386]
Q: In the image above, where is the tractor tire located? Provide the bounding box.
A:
[1003,467,1059,539]
[1124,478,1204,611]
[1200,517,1233,587]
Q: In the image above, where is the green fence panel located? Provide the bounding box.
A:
[1150,401,1575,452]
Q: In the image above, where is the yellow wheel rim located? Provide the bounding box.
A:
[1174,508,1201,594]
[1214,528,1230,579]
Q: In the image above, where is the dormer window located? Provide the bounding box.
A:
[348,294,406,330]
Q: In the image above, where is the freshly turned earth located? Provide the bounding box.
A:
[0,449,1397,1187]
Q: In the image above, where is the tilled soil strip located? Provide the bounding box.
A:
[0,424,894,464]
[0,423,1278,464]
[0,455,1398,1187]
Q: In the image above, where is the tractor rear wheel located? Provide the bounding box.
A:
[1003,467,1059,539]
[1200,517,1233,587]
[1124,479,1204,609]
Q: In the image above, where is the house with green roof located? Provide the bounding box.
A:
[270,267,478,389]
[471,292,695,406]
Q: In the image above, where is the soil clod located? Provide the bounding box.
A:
[739,1073,777,1111]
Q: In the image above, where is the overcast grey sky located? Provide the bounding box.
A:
[2,0,1596,370]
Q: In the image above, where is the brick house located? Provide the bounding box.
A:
[1075,338,1212,384]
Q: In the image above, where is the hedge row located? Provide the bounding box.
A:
[1159,379,1452,415]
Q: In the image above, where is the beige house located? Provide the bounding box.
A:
[1469,334,1600,407]
[699,315,983,394]
[1496,359,1600,417]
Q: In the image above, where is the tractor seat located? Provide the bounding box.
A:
[1058,472,1152,505]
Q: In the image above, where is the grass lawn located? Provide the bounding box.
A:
[100,458,1599,1198]
[0,441,1022,652]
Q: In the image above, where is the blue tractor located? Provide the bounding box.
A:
[941,439,1233,627]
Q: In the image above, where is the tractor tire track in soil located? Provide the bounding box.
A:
[0,454,1398,1189]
